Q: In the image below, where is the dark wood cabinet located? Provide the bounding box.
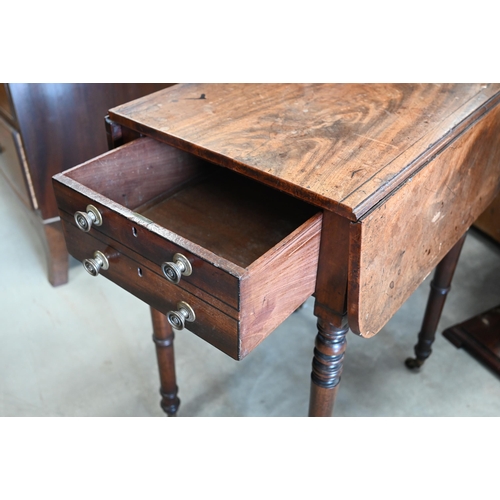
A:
[0,83,174,285]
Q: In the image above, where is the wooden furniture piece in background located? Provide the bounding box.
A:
[0,83,173,286]
[474,193,500,244]
[53,84,500,416]
[443,304,500,375]
[451,193,500,374]
[407,188,500,375]
[409,192,500,376]
[405,234,467,369]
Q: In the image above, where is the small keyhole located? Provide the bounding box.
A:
[132,227,138,237]
[137,267,143,277]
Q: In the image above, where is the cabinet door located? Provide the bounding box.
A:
[0,117,36,209]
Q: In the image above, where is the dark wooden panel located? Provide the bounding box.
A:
[108,83,499,217]
[65,136,210,210]
[53,177,242,310]
[443,304,500,375]
[0,117,34,208]
[58,209,238,319]
[9,83,174,219]
[349,102,500,337]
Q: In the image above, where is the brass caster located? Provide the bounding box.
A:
[405,357,425,370]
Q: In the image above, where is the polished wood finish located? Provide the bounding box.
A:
[151,308,180,416]
[239,212,321,357]
[63,137,208,212]
[405,234,467,369]
[474,193,500,244]
[310,211,351,416]
[313,211,351,325]
[61,214,240,358]
[350,104,500,337]
[56,146,323,358]
[52,84,500,416]
[308,317,348,417]
[109,84,499,217]
[443,304,500,375]
[109,84,500,339]
[1,83,173,285]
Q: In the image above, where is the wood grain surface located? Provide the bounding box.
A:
[140,168,318,268]
[109,83,500,218]
[349,103,500,337]
[55,131,323,357]
[60,209,321,359]
[58,210,237,318]
[53,177,242,310]
[61,219,240,359]
[64,137,209,210]
[239,212,322,356]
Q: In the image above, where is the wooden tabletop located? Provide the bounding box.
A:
[108,84,500,338]
[109,83,500,220]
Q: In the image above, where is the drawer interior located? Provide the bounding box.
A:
[65,138,319,268]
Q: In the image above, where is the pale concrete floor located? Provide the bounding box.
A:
[1,176,500,417]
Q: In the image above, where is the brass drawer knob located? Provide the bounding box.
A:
[161,253,192,284]
[167,301,196,330]
[82,250,109,277]
[74,205,103,232]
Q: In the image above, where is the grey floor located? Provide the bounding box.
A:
[1,176,500,417]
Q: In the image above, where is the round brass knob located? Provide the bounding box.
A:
[167,301,196,330]
[74,205,103,232]
[161,253,192,284]
[82,250,109,277]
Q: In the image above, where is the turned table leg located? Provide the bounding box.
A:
[405,233,467,369]
[308,315,348,417]
[151,307,180,416]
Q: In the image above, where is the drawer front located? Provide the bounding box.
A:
[0,117,35,208]
[62,219,240,359]
[54,179,240,311]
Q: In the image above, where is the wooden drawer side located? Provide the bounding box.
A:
[239,212,323,357]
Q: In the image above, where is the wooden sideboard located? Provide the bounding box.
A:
[0,83,173,285]
[53,84,500,416]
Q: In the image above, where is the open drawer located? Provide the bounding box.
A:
[53,137,323,359]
